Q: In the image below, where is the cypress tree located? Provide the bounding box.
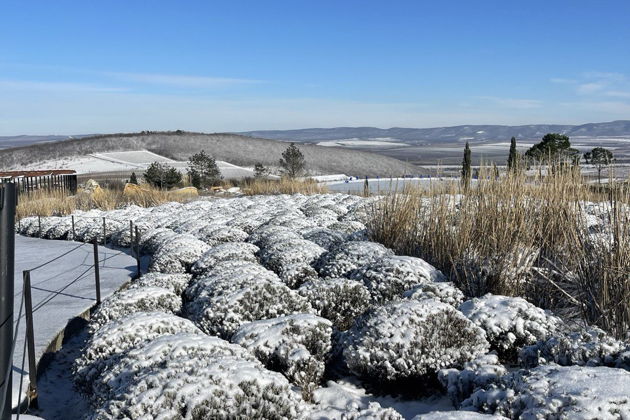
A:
[507,136,518,172]
[462,142,472,189]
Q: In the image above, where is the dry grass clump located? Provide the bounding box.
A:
[367,169,630,338]
[242,178,328,195]
[16,184,198,219]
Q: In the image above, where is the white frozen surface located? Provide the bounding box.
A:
[11,235,142,409]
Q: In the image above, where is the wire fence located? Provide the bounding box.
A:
[7,215,142,417]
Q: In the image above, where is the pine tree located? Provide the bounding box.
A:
[129,172,138,185]
[254,162,269,179]
[187,150,222,189]
[279,143,305,178]
[144,162,182,189]
[507,136,518,173]
[461,142,472,189]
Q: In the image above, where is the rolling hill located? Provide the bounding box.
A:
[0,131,420,177]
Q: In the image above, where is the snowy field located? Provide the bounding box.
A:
[16,150,256,179]
[326,177,463,193]
[11,235,145,410]
[16,195,630,419]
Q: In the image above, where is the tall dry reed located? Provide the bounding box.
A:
[367,169,630,337]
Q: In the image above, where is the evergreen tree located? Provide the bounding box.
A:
[144,162,182,189]
[524,133,579,166]
[129,172,138,185]
[507,136,518,173]
[187,150,222,189]
[586,147,614,183]
[279,143,305,178]
[254,162,269,179]
[461,142,472,189]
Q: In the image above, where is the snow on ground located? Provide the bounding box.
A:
[317,138,410,148]
[16,149,256,178]
[11,235,148,410]
[15,193,630,419]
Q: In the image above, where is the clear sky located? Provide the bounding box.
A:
[1,0,629,135]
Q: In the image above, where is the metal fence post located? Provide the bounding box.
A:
[71,215,76,240]
[129,221,134,254]
[0,183,16,420]
[92,239,101,305]
[134,226,141,277]
[22,271,38,408]
[102,217,107,246]
[37,215,42,238]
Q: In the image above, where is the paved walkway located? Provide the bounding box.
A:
[11,235,142,409]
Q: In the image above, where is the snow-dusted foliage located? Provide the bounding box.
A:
[464,365,630,419]
[74,312,201,393]
[301,227,347,250]
[413,412,507,420]
[231,314,333,398]
[193,224,249,246]
[343,300,489,382]
[519,327,630,370]
[185,264,314,338]
[89,286,181,330]
[259,239,326,271]
[438,353,507,407]
[317,241,394,279]
[190,242,259,276]
[149,234,210,273]
[42,216,73,240]
[92,355,309,419]
[127,272,192,296]
[277,262,319,289]
[139,227,178,254]
[351,403,404,420]
[299,278,371,331]
[403,281,465,307]
[247,224,303,248]
[459,294,564,361]
[351,255,445,303]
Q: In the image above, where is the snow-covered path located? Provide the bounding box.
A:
[11,235,143,410]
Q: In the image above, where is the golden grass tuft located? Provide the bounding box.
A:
[242,177,329,195]
[367,168,630,337]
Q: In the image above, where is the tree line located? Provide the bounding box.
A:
[134,142,307,189]
[461,134,615,186]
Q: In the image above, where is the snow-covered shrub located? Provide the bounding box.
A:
[190,242,259,276]
[351,403,404,420]
[464,365,630,419]
[16,216,37,236]
[438,353,507,406]
[247,225,302,248]
[42,216,73,239]
[298,278,371,331]
[519,327,630,369]
[92,332,255,403]
[127,272,192,295]
[413,412,507,420]
[278,262,319,288]
[351,256,445,303]
[92,355,309,419]
[185,266,314,338]
[328,220,367,236]
[301,227,347,250]
[74,312,201,393]
[89,287,181,331]
[317,241,394,279]
[139,227,178,254]
[231,314,333,399]
[403,281,465,307]
[259,239,326,271]
[193,225,249,246]
[459,294,564,362]
[343,300,489,382]
[149,234,210,273]
[108,220,151,247]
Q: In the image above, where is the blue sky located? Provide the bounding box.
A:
[1,0,629,135]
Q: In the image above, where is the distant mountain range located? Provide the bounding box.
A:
[240,120,630,144]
